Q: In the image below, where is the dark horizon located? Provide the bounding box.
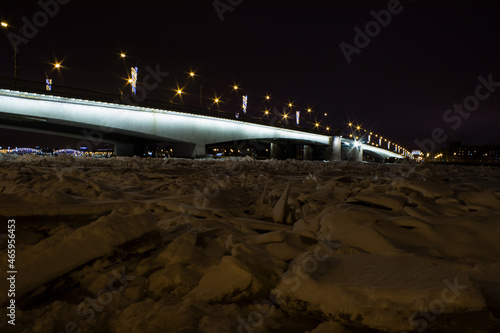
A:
[1,0,500,151]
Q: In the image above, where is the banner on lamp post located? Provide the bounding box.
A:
[242,95,248,114]
[131,67,138,95]
[45,78,52,91]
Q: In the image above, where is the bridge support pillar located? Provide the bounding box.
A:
[354,145,363,162]
[303,145,313,160]
[175,143,206,158]
[270,142,282,159]
[347,142,363,162]
[114,143,135,156]
[331,136,342,162]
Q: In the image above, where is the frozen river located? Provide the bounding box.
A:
[1,155,499,332]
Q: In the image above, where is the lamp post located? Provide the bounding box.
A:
[1,21,21,84]
[189,71,207,108]
[45,62,61,91]
[120,53,140,95]
[232,84,249,116]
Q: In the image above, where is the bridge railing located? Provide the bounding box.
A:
[0,76,322,136]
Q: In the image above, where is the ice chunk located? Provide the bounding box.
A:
[2,208,157,303]
[185,255,253,302]
[307,321,352,333]
[347,193,407,211]
[274,252,487,332]
[393,179,453,198]
[272,182,292,224]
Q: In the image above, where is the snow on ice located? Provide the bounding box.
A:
[0,154,499,332]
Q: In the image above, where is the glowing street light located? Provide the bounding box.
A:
[188,71,207,107]
[45,61,62,91]
[2,21,21,82]
[307,108,312,113]
[119,52,140,95]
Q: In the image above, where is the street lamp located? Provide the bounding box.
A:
[120,52,140,95]
[45,61,62,91]
[173,86,184,105]
[1,21,21,84]
[188,71,207,108]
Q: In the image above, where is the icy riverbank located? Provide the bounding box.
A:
[1,155,499,332]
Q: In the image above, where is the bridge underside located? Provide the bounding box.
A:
[0,89,406,162]
[0,113,404,162]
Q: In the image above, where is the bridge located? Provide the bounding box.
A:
[0,82,409,162]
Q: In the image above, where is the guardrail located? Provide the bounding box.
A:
[0,76,327,137]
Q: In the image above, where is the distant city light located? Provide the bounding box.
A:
[1,22,8,28]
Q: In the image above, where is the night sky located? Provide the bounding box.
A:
[1,0,500,150]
